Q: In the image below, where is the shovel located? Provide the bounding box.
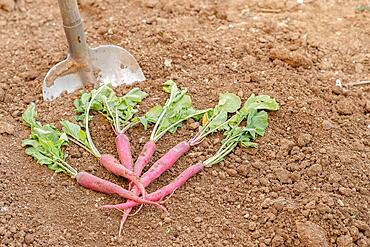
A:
[42,0,145,101]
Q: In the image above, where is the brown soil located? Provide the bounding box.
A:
[1,0,370,246]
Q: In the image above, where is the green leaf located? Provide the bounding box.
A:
[61,120,92,152]
[122,88,148,104]
[150,81,207,142]
[208,111,228,130]
[22,103,40,128]
[74,85,148,133]
[247,110,268,137]
[22,105,77,177]
[218,93,241,113]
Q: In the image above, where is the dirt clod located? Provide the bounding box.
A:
[0,121,15,135]
[0,0,15,12]
[296,221,329,247]
[336,235,353,247]
[297,133,312,147]
[336,98,355,115]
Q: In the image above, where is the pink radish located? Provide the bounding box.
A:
[100,154,147,197]
[116,133,134,171]
[76,172,166,211]
[102,162,204,210]
[131,141,190,195]
[133,140,156,176]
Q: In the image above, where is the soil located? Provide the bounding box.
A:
[1,0,370,246]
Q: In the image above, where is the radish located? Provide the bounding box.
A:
[99,154,146,197]
[111,93,279,233]
[133,140,156,176]
[134,80,209,176]
[62,85,148,188]
[116,133,133,171]
[73,85,148,170]
[21,104,165,211]
[104,99,279,211]
[76,172,165,211]
[102,162,204,210]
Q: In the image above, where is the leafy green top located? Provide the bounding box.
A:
[74,85,147,133]
[140,80,209,142]
[22,103,77,177]
[204,94,279,166]
[189,92,241,145]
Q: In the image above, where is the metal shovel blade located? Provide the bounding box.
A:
[42,45,145,101]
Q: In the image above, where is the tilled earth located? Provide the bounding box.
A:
[0,0,370,246]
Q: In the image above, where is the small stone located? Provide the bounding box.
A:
[189,121,199,130]
[0,88,4,102]
[338,187,352,196]
[24,233,34,244]
[353,220,370,234]
[261,198,272,209]
[219,172,226,180]
[336,235,353,247]
[164,217,171,223]
[322,120,334,130]
[328,172,341,183]
[164,58,172,67]
[236,165,248,176]
[296,221,329,247]
[194,217,202,223]
[306,164,322,177]
[248,222,256,231]
[0,121,15,135]
[365,101,370,113]
[145,0,158,8]
[337,199,344,207]
[9,226,17,233]
[226,168,237,177]
[297,133,312,147]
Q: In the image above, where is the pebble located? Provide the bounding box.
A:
[0,88,4,102]
[226,168,237,177]
[24,233,34,244]
[248,222,257,231]
[297,133,312,147]
[145,0,158,8]
[10,226,17,233]
[194,217,202,223]
[323,120,334,129]
[365,101,370,113]
[189,121,199,130]
[306,164,322,177]
[164,217,171,223]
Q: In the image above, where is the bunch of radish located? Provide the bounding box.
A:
[22,81,279,235]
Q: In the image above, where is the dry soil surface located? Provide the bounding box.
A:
[1,0,370,246]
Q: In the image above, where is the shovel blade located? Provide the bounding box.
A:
[42,45,145,101]
[42,57,84,101]
[90,45,145,86]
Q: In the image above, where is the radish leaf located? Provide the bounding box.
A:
[22,104,77,177]
[218,93,242,113]
[145,81,209,142]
